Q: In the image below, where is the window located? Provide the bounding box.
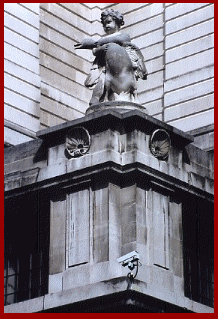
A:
[4,190,50,306]
[183,196,214,308]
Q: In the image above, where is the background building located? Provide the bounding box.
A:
[4,3,214,313]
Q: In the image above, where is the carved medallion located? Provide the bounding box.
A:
[65,127,90,157]
[149,129,171,160]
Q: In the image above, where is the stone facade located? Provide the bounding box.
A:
[4,3,214,313]
[4,106,214,312]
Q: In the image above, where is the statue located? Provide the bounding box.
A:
[74,9,148,106]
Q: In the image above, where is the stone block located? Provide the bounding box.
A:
[165,3,209,21]
[125,130,146,152]
[5,88,40,119]
[125,3,163,26]
[90,261,126,284]
[169,202,182,236]
[40,89,86,120]
[61,3,91,22]
[165,94,214,124]
[5,28,39,60]
[5,3,39,28]
[49,273,63,293]
[109,202,121,228]
[162,270,174,292]
[135,242,149,265]
[121,242,137,256]
[170,238,183,260]
[137,224,147,245]
[138,70,163,92]
[109,231,121,260]
[48,144,66,165]
[165,19,214,49]
[41,82,87,114]
[42,3,90,32]
[40,64,91,104]
[4,11,39,43]
[127,14,163,39]
[143,99,163,116]
[94,186,109,206]
[136,186,146,205]
[5,43,39,74]
[37,162,67,181]
[122,221,136,245]
[21,167,40,186]
[136,205,146,226]
[193,131,214,151]
[120,185,136,206]
[171,256,183,278]
[121,203,136,225]
[115,3,145,15]
[138,86,163,104]
[166,34,214,64]
[5,59,40,87]
[205,176,214,195]
[173,276,184,297]
[4,171,21,191]
[134,264,150,286]
[4,103,40,133]
[166,4,214,35]
[93,234,109,263]
[142,42,163,61]
[188,172,205,190]
[168,145,182,167]
[165,79,214,108]
[94,224,109,239]
[94,204,109,225]
[159,160,169,175]
[63,264,90,290]
[50,197,66,274]
[166,49,214,80]
[134,29,163,49]
[165,66,214,94]
[109,183,120,206]
[151,265,164,286]
[68,190,90,267]
[21,3,39,14]
[4,126,33,146]
[4,296,44,313]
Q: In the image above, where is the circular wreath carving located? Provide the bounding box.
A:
[65,127,90,157]
[149,129,171,160]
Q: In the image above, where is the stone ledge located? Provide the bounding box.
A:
[4,150,214,200]
[36,108,194,147]
[4,296,44,313]
[4,277,214,313]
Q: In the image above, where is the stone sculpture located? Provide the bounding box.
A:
[74,9,148,106]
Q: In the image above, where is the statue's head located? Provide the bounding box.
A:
[101,9,124,34]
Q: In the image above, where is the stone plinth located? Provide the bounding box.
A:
[4,107,214,313]
[85,101,148,115]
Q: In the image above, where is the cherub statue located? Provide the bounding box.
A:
[74,9,148,106]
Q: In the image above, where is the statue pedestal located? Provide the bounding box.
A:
[4,107,214,313]
[86,101,148,115]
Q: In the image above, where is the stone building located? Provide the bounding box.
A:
[4,3,214,313]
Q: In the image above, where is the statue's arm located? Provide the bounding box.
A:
[74,38,96,50]
[74,33,131,50]
[96,32,131,46]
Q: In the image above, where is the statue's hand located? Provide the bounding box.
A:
[93,44,109,55]
[74,38,96,49]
